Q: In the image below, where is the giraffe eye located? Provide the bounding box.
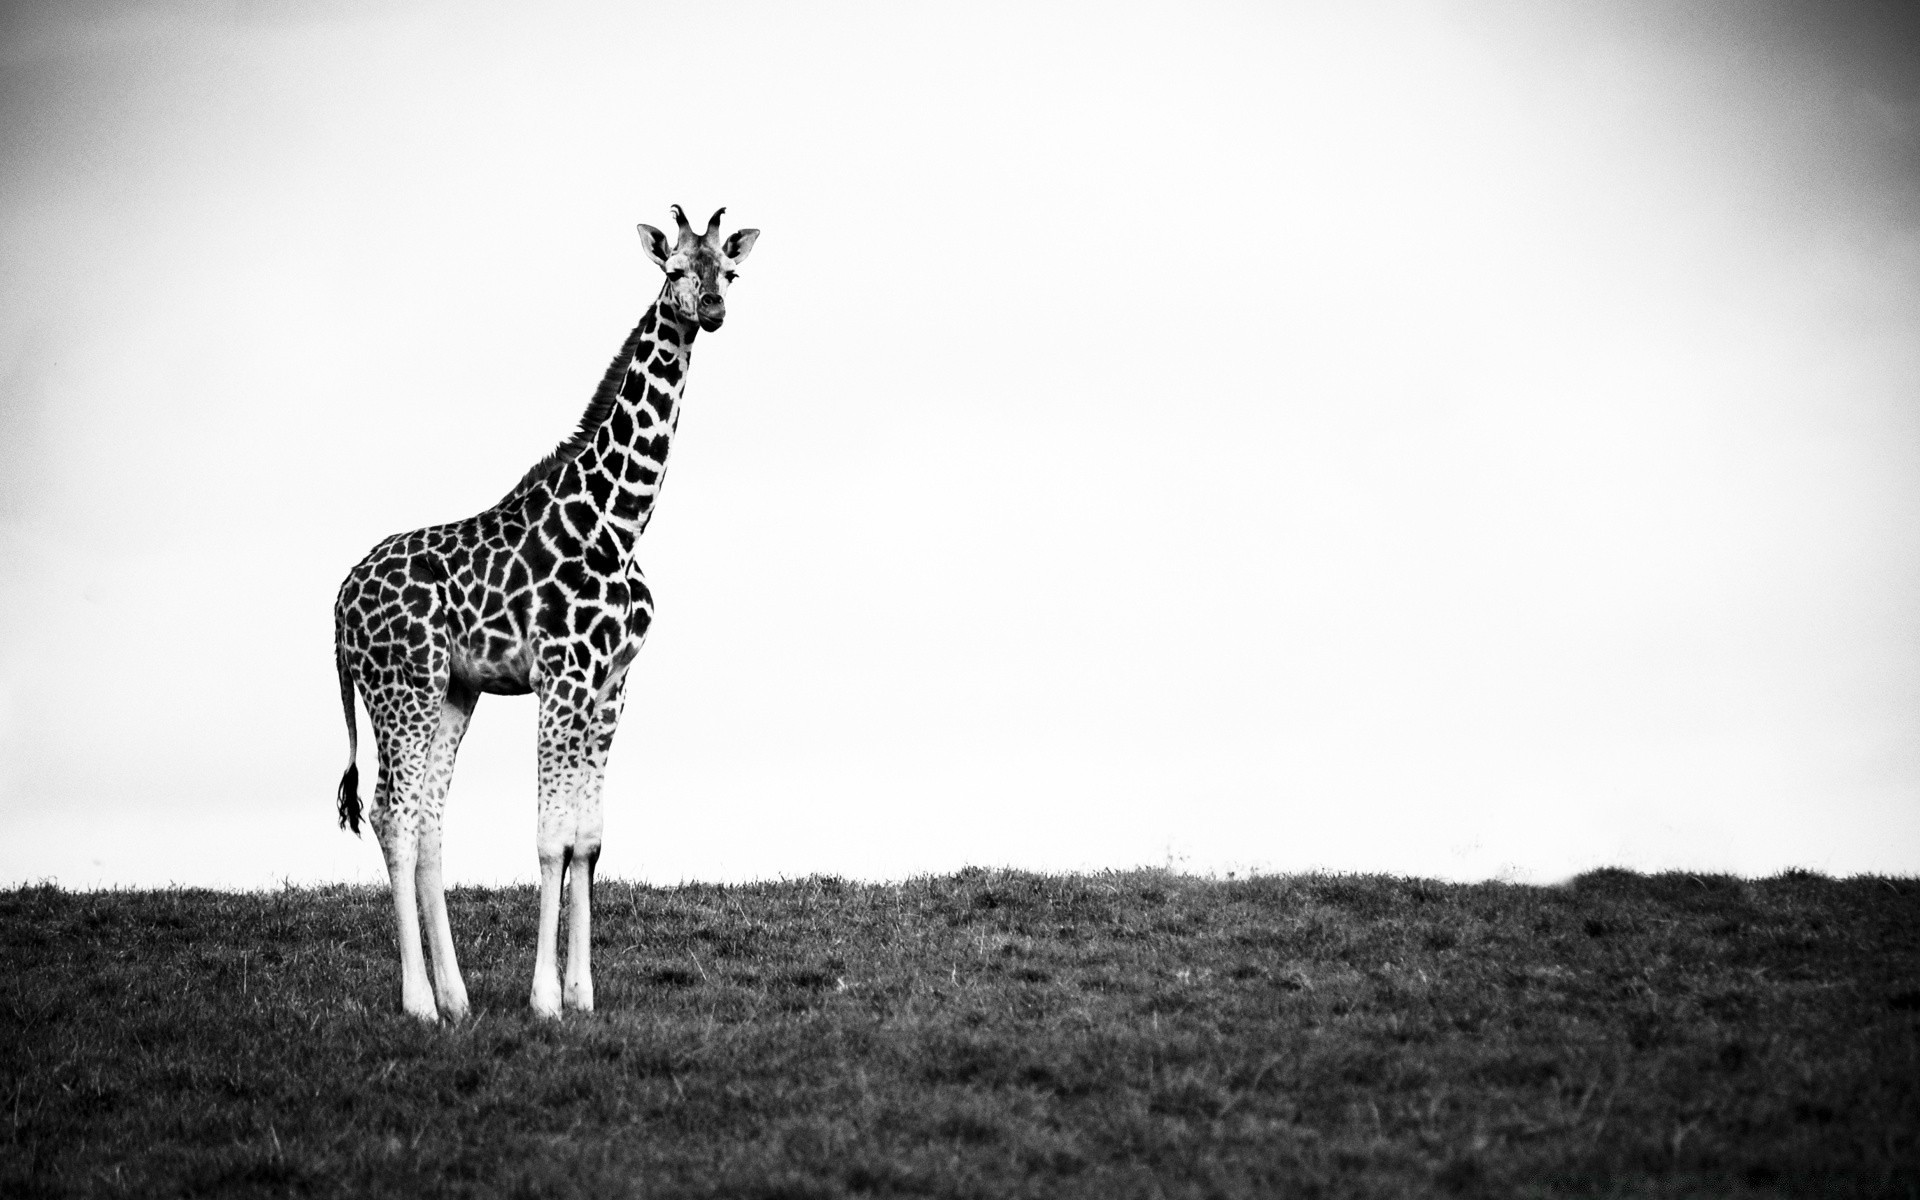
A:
[723,271,737,282]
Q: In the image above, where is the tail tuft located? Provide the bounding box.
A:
[335,628,364,837]
[337,761,362,835]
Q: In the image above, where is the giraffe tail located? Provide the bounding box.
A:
[335,644,364,836]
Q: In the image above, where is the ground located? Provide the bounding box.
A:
[2,868,1916,1197]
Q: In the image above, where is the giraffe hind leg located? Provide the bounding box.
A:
[414,683,479,1021]
[366,687,460,1024]
[368,733,438,1023]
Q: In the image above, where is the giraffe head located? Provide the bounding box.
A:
[636,206,759,332]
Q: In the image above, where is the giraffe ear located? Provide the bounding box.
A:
[721,228,760,264]
[636,224,672,270]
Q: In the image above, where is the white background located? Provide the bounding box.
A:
[2,0,1916,887]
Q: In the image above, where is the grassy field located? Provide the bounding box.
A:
[2,868,1916,1198]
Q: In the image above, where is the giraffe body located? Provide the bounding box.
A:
[333,209,758,1021]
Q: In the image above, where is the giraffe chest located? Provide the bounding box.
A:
[442,547,651,696]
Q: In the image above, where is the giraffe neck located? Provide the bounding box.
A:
[598,296,698,541]
[508,292,698,549]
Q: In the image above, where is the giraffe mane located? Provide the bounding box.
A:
[498,318,651,504]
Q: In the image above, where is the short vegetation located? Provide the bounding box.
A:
[2,869,1916,1197]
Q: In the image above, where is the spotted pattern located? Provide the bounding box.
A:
[331,211,757,1021]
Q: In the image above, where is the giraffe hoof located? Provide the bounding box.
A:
[530,981,563,1019]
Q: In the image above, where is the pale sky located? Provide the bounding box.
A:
[1,0,1916,888]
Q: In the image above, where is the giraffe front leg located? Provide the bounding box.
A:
[531,684,590,1019]
[530,830,569,1019]
[564,676,623,1012]
[564,847,597,1012]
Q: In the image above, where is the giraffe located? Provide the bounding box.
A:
[332,206,759,1021]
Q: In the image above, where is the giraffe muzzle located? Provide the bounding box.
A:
[697,294,726,331]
